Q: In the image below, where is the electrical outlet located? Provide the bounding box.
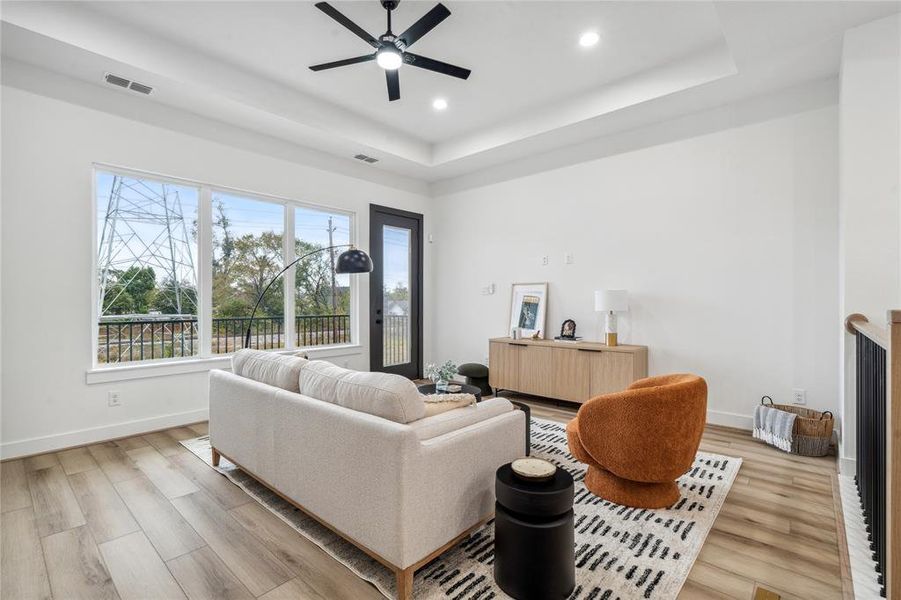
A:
[564,252,574,264]
[540,255,549,266]
[108,391,121,407]
[792,388,806,405]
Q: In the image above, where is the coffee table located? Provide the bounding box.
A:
[416,382,482,401]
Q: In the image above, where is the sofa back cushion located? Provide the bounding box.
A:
[231,349,307,393]
[299,360,425,423]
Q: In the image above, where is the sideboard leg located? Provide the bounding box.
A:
[211,448,221,467]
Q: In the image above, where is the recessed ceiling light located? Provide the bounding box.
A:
[432,98,448,111]
[579,31,600,48]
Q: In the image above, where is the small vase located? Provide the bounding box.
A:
[436,379,449,392]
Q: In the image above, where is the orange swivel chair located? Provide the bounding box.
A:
[566,374,707,509]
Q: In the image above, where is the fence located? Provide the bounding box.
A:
[97,314,351,363]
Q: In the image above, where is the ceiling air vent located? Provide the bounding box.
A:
[104,73,130,88]
[128,81,154,95]
[104,73,153,95]
[353,154,379,164]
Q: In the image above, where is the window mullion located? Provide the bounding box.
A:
[284,206,296,350]
[198,186,213,357]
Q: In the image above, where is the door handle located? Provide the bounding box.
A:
[375,319,383,324]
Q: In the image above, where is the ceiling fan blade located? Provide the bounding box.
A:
[309,54,376,71]
[315,2,380,48]
[386,69,400,101]
[403,52,471,80]
[397,3,451,48]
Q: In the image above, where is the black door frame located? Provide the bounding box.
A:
[369,204,423,379]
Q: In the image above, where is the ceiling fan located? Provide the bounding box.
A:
[309,0,471,102]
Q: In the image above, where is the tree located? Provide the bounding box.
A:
[101,266,156,315]
[384,282,409,302]
[150,278,198,315]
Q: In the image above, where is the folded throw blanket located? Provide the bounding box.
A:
[753,404,796,452]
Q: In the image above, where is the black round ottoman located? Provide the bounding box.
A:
[457,363,491,397]
[493,463,575,600]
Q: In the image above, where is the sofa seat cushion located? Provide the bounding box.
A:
[299,360,426,423]
[231,349,307,393]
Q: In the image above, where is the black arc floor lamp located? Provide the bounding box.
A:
[243,245,373,349]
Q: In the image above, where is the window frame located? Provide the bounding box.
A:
[90,163,360,373]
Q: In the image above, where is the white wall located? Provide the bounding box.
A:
[431,107,839,429]
[838,13,901,471]
[0,85,431,458]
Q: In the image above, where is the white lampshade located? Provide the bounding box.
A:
[595,289,629,312]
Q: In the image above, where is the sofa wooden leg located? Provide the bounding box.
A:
[211,448,221,467]
[396,566,413,600]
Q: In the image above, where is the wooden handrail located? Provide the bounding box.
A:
[845,312,889,349]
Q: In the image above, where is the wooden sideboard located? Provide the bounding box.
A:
[488,337,648,404]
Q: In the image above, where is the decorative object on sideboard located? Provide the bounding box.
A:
[509,282,548,339]
[594,289,628,347]
[425,360,458,392]
[243,246,373,348]
[554,318,582,342]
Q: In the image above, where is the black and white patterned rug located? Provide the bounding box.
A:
[182,418,740,599]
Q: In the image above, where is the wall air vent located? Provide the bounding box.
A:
[104,73,153,95]
[353,154,379,164]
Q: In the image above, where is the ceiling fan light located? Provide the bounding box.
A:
[376,48,403,70]
[579,31,600,48]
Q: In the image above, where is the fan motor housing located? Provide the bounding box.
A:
[381,1,399,10]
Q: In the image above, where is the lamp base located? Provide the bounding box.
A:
[605,332,618,347]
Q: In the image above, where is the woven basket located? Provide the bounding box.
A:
[760,396,834,457]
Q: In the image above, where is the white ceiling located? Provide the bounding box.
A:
[82,1,728,144]
[2,0,899,187]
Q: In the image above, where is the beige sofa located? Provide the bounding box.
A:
[209,350,525,599]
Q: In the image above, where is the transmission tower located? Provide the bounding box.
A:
[97,175,197,317]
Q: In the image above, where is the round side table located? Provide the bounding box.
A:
[493,463,575,600]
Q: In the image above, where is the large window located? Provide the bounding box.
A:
[96,172,200,363]
[211,192,285,354]
[94,168,355,365]
[295,207,351,347]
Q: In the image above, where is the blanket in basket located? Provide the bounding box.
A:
[752,404,796,452]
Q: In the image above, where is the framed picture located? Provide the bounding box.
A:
[509,282,548,339]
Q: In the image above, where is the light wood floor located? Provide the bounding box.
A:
[0,398,849,600]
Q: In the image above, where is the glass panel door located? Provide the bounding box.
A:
[369,206,422,378]
[381,225,411,367]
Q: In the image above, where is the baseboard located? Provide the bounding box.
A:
[839,456,856,476]
[0,408,209,460]
[706,409,753,430]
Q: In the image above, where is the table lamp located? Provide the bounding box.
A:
[594,290,629,346]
